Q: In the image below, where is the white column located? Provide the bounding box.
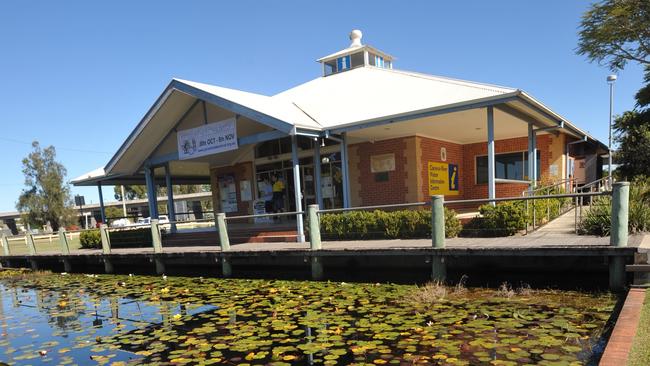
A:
[291,135,305,243]
[164,163,176,233]
[97,182,106,224]
[487,107,496,205]
[528,123,537,190]
[314,140,323,209]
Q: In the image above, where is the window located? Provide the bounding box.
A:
[476,151,541,184]
[368,53,390,68]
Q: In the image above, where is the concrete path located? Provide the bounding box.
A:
[527,208,579,237]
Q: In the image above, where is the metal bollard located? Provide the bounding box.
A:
[58,229,70,255]
[25,233,36,255]
[99,225,111,254]
[308,204,321,250]
[611,182,630,247]
[151,219,163,253]
[1,233,10,256]
[216,213,230,251]
[431,195,445,248]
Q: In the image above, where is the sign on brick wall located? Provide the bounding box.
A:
[428,162,459,196]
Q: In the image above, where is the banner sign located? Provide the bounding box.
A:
[428,162,459,196]
[177,118,238,160]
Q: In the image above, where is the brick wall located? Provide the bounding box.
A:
[462,135,551,200]
[351,138,409,206]
[209,162,254,216]
[419,136,464,201]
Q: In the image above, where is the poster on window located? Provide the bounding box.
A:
[177,118,238,160]
[218,174,238,213]
[428,162,459,196]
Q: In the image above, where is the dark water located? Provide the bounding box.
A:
[0,270,618,365]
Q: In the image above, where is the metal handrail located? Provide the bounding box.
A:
[319,201,428,214]
[444,191,610,206]
[523,179,572,196]
[167,218,215,225]
[224,210,305,221]
[577,176,612,192]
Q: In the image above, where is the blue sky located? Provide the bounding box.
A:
[0,0,645,212]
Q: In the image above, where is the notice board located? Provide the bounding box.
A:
[428,162,459,196]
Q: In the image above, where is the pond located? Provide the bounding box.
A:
[0,269,617,366]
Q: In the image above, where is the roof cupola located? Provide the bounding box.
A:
[318,29,394,76]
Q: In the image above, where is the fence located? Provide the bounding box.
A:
[0,183,631,280]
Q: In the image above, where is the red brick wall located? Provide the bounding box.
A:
[462,135,551,200]
[419,137,464,201]
[351,138,409,206]
[210,162,254,216]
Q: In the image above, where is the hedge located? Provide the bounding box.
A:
[461,202,527,237]
[320,208,462,240]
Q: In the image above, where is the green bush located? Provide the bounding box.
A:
[79,229,101,249]
[320,208,461,240]
[461,202,527,237]
[580,178,650,236]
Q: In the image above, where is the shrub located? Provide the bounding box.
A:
[580,178,650,236]
[79,229,101,249]
[461,202,527,237]
[320,207,461,240]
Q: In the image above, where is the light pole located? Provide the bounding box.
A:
[607,74,617,186]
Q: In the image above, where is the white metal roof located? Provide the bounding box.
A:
[73,64,606,185]
[273,67,516,129]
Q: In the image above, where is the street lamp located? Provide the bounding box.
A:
[607,74,617,186]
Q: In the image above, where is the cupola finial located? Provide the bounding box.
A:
[349,29,363,47]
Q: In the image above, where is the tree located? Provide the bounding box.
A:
[17,142,75,232]
[113,185,147,201]
[577,0,650,71]
[613,109,650,179]
[104,206,124,220]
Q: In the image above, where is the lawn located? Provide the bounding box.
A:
[5,232,82,255]
[627,289,650,365]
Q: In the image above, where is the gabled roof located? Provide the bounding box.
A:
[74,64,607,185]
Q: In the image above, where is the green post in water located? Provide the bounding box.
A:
[99,224,111,254]
[1,233,10,256]
[58,230,70,255]
[431,195,445,248]
[25,233,36,255]
[308,204,321,250]
[151,219,163,253]
[217,213,230,251]
[611,182,629,247]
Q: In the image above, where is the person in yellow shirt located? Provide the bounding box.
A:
[271,175,285,215]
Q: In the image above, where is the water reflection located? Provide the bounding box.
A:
[0,271,618,366]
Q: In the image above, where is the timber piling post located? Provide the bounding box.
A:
[308,204,323,280]
[609,182,630,291]
[25,233,36,255]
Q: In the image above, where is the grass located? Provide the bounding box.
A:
[627,290,650,366]
[5,233,82,255]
